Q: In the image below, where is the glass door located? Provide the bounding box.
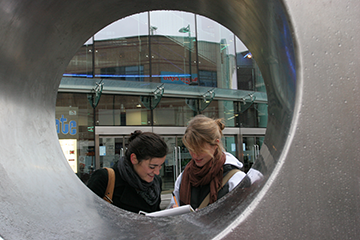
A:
[224,135,237,159]
[161,136,192,192]
[98,136,129,168]
[161,136,177,192]
[176,136,192,173]
[242,136,264,172]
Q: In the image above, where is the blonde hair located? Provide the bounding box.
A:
[182,115,225,160]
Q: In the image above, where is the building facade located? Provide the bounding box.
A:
[56,10,268,192]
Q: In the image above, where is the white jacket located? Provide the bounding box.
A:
[170,152,246,207]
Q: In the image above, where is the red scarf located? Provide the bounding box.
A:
[179,152,226,206]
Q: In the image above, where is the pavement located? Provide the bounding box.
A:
[160,193,172,210]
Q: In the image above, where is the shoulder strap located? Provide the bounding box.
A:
[103,167,115,204]
[198,169,240,209]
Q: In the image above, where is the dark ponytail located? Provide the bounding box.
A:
[124,131,168,163]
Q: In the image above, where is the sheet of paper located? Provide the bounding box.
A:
[139,205,195,217]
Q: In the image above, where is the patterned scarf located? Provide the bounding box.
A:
[179,152,225,206]
[117,157,160,206]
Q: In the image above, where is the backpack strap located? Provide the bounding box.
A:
[103,167,115,204]
[198,168,240,209]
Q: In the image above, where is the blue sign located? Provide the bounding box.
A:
[56,115,77,135]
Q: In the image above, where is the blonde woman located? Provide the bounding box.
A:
[170,115,248,210]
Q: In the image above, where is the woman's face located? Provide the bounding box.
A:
[131,154,166,183]
[189,142,218,167]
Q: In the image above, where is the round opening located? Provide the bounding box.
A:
[0,0,296,239]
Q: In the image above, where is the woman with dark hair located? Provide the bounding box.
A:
[87,130,168,213]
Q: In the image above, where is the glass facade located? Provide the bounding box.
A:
[96,94,151,126]
[94,12,150,81]
[149,11,197,84]
[64,38,93,77]
[242,136,264,172]
[197,15,237,89]
[58,10,268,188]
[56,93,95,183]
[153,97,195,126]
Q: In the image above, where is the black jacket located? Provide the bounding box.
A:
[87,165,162,214]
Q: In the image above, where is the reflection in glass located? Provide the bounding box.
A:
[242,136,264,172]
[197,100,233,127]
[64,38,94,77]
[153,97,195,126]
[224,136,237,159]
[56,93,95,183]
[162,136,176,191]
[233,102,268,128]
[256,103,268,128]
[94,13,150,81]
[235,37,266,92]
[96,95,151,126]
[196,15,237,89]
[99,137,129,169]
[200,100,219,119]
[149,11,197,85]
[235,102,257,128]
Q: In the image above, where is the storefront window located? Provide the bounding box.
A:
[221,100,236,127]
[242,136,264,172]
[153,97,195,126]
[256,103,268,128]
[224,136,237,159]
[56,93,95,183]
[96,95,151,126]
[234,101,268,128]
[200,100,219,119]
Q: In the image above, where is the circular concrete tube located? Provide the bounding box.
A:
[0,0,359,239]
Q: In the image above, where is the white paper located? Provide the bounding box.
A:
[139,205,195,217]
